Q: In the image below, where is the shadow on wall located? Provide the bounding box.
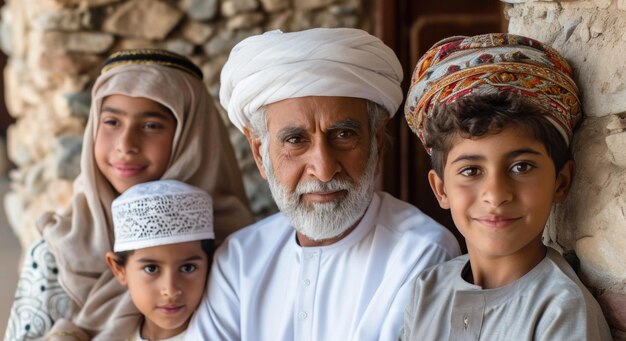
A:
[0,175,21,337]
[0,12,20,333]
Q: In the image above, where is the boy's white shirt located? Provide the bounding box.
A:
[128,327,186,341]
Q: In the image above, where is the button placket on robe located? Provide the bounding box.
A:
[294,249,321,341]
[449,291,486,340]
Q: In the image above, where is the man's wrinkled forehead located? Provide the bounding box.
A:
[263,96,369,134]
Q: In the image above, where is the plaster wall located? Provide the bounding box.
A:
[504,0,626,337]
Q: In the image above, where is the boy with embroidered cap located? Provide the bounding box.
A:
[401,33,611,340]
[105,179,214,341]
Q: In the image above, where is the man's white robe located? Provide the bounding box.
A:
[186,192,460,341]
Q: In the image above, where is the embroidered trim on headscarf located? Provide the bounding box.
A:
[404,33,581,152]
[101,49,204,80]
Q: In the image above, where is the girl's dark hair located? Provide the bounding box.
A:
[113,239,215,267]
[424,92,573,178]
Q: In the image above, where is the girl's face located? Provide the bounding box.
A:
[95,95,177,194]
[106,241,209,340]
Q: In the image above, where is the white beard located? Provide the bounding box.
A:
[263,139,378,242]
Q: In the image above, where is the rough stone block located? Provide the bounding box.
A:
[313,10,342,28]
[103,0,183,40]
[187,0,218,21]
[579,24,591,42]
[33,9,83,31]
[222,0,259,17]
[509,11,626,117]
[38,51,102,75]
[52,0,122,6]
[200,54,227,83]
[295,0,336,10]
[181,20,214,45]
[0,4,27,58]
[329,4,359,16]
[113,38,155,50]
[226,12,264,30]
[341,15,358,28]
[20,0,56,23]
[163,38,195,56]
[54,91,91,119]
[3,63,27,116]
[203,28,262,56]
[265,10,292,30]
[605,114,626,168]
[7,124,34,167]
[260,0,289,12]
[42,31,114,54]
[590,22,604,38]
[49,135,82,180]
[559,0,612,9]
[24,163,45,195]
[290,11,313,31]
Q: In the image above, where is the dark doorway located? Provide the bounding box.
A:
[375,1,508,253]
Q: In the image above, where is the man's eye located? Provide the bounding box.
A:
[460,167,480,177]
[181,264,197,273]
[511,162,534,174]
[337,130,356,139]
[285,136,303,144]
[143,265,158,274]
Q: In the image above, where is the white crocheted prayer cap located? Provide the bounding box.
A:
[112,179,214,252]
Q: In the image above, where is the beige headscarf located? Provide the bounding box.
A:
[38,60,253,339]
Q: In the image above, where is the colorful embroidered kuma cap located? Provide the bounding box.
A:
[112,179,214,252]
[404,33,581,153]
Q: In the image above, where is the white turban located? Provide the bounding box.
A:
[220,28,404,132]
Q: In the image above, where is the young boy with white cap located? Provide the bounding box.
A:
[105,179,214,341]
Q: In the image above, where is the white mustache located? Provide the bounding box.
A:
[294,178,352,196]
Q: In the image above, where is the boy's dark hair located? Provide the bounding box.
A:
[424,92,573,178]
[113,239,215,267]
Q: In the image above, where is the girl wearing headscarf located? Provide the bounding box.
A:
[4,49,254,341]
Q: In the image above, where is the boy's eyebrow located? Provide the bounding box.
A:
[506,147,543,159]
[178,255,204,262]
[450,147,544,164]
[135,255,205,264]
[135,257,162,264]
[450,154,484,164]
[100,106,174,121]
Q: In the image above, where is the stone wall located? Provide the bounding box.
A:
[0,0,370,255]
[504,0,626,338]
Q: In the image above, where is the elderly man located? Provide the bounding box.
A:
[186,28,460,341]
